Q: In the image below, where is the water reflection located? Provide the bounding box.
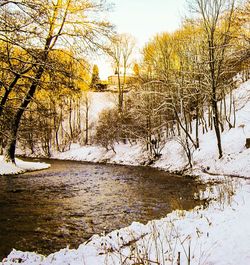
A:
[0,159,206,259]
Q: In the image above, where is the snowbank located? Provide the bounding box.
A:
[2,80,250,264]
[0,156,50,175]
[55,80,250,179]
[2,179,249,265]
[56,143,148,166]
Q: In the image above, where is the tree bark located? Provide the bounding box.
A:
[208,36,223,158]
[0,75,21,117]
[85,100,89,145]
[4,68,44,162]
[4,35,52,162]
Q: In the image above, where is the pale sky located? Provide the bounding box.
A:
[97,0,187,79]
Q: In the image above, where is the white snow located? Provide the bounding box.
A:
[2,80,250,264]
[0,156,50,175]
[2,180,250,265]
[50,81,250,179]
[56,143,147,166]
[88,92,116,121]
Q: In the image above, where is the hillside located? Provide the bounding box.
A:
[55,80,250,179]
[2,80,250,265]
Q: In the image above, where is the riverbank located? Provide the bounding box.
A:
[2,177,250,265]
[0,156,50,176]
[52,80,250,181]
[1,159,250,264]
[9,80,250,180]
[2,80,250,264]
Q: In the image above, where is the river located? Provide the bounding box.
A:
[0,159,207,259]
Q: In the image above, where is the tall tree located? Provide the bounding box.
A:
[0,0,112,163]
[106,33,135,112]
[194,0,236,158]
[90,64,100,90]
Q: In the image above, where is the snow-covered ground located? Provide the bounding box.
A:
[2,80,250,264]
[2,179,249,265]
[0,156,50,176]
[55,80,250,179]
[88,92,116,121]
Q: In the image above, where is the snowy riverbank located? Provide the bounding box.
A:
[54,80,250,179]
[2,80,250,264]
[2,178,250,265]
[0,156,50,176]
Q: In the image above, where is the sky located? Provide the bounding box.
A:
[97,0,187,79]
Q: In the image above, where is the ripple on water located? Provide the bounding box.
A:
[0,159,207,259]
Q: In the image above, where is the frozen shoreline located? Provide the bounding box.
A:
[2,177,249,265]
[1,80,250,264]
[0,156,50,176]
[1,147,250,265]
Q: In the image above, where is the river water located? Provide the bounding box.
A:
[0,159,207,259]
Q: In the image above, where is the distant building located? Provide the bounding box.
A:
[107,74,137,90]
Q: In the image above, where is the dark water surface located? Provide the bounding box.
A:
[0,159,207,259]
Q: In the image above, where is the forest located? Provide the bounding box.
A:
[0,0,249,168]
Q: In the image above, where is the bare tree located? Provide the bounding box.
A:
[0,0,112,163]
[106,33,136,112]
[82,91,92,145]
[193,0,236,158]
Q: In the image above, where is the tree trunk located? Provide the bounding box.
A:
[69,97,73,140]
[212,99,223,158]
[4,121,19,163]
[85,103,89,145]
[4,50,49,162]
[208,36,223,158]
[0,75,21,117]
[117,70,123,112]
[195,106,199,148]
[55,106,62,151]
[174,109,197,149]
[184,109,193,167]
